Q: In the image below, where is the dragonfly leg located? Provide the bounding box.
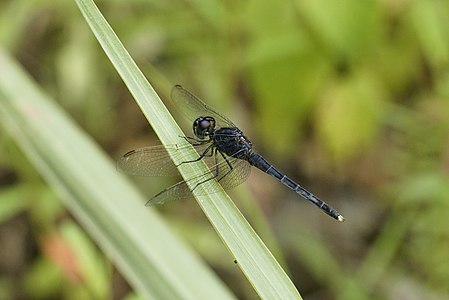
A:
[180,135,208,146]
[176,144,214,166]
[217,151,234,182]
[191,150,236,193]
[215,147,247,182]
[191,148,222,191]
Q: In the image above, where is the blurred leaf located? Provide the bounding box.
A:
[247,30,330,155]
[0,46,233,300]
[245,0,297,35]
[23,258,63,299]
[28,187,66,231]
[0,278,13,300]
[316,70,384,162]
[396,172,449,205]
[369,20,421,98]
[296,0,380,61]
[410,1,449,69]
[123,293,141,300]
[0,1,38,50]
[0,185,29,222]
[60,221,109,299]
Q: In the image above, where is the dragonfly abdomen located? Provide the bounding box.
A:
[248,152,344,222]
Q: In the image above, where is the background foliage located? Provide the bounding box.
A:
[1,0,449,299]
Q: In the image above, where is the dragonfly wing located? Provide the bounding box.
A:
[146,180,194,205]
[214,156,252,191]
[117,143,212,176]
[146,154,251,205]
[146,171,218,205]
[171,85,235,129]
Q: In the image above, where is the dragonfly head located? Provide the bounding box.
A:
[193,116,216,139]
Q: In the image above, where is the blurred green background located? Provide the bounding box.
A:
[1,0,449,299]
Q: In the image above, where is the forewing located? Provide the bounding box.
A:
[171,85,235,128]
[117,143,212,176]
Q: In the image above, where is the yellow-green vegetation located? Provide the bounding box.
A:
[1,0,449,299]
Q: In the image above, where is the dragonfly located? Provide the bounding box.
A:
[117,85,345,221]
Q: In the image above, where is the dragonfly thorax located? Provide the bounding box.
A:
[212,127,253,159]
[193,116,216,139]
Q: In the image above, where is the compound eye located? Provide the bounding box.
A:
[200,119,210,129]
[193,116,216,139]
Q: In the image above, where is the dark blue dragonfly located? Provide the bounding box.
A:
[118,85,344,221]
